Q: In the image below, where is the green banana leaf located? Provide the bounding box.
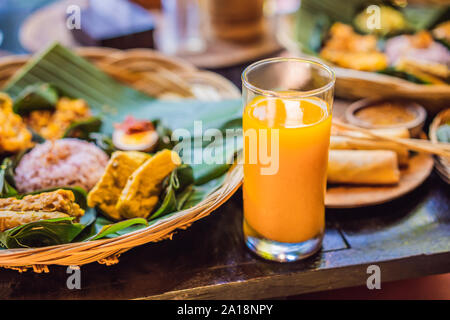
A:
[149,164,195,220]
[63,116,103,139]
[0,218,85,249]
[86,132,116,156]
[13,83,59,115]
[402,6,449,32]
[0,158,18,198]
[85,218,148,241]
[294,0,372,54]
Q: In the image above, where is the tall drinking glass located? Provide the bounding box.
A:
[242,58,335,262]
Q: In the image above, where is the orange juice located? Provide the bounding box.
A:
[243,96,331,244]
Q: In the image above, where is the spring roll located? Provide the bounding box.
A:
[330,136,409,166]
[328,150,400,185]
[331,126,410,139]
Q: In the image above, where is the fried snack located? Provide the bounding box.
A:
[25,97,91,140]
[330,136,409,166]
[320,23,388,71]
[0,189,84,218]
[433,21,450,43]
[0,211,69,232]
[328,150,400,185]
[331,126,411,140]
[87,151,151,220]
[396,58,448,85]
[117,149,181,219]
[320,50,388,72]
[0,93,33,153]
[0,189,84,231]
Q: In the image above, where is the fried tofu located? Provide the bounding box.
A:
[116,149,181,219]
[87,151,150,220]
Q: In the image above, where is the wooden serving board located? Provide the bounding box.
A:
[325,152,434,208]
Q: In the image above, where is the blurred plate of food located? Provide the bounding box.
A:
[277,0,450,112]
[325,97,435,208]
[325,127,434,208]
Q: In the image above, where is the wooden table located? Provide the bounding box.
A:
[0,172,448,299]
[0,63,449,300]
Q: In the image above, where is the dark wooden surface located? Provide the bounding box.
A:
[0,172,448,299]
[0,63,449,300]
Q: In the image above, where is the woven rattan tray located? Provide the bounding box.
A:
[0,47,243,272]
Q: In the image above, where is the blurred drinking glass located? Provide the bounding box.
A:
[159,0,205,54]
[205,0,265,42]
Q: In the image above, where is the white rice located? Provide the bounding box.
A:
[15,139,109,193]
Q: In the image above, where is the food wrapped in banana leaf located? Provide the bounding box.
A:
[385,31,450,84]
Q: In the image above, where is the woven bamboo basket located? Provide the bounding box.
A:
[0,47,243,272]
[429,108,450,184]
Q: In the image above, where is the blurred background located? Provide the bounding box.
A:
[0,0,59,54]
[0,0,298,66]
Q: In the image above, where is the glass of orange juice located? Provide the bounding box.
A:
[242,57,335,262]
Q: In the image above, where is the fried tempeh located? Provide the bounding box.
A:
[0,189,84,231]
[0,210,69,232]
[0,189,84,218]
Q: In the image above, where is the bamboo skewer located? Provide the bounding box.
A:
[332,120,450,158]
